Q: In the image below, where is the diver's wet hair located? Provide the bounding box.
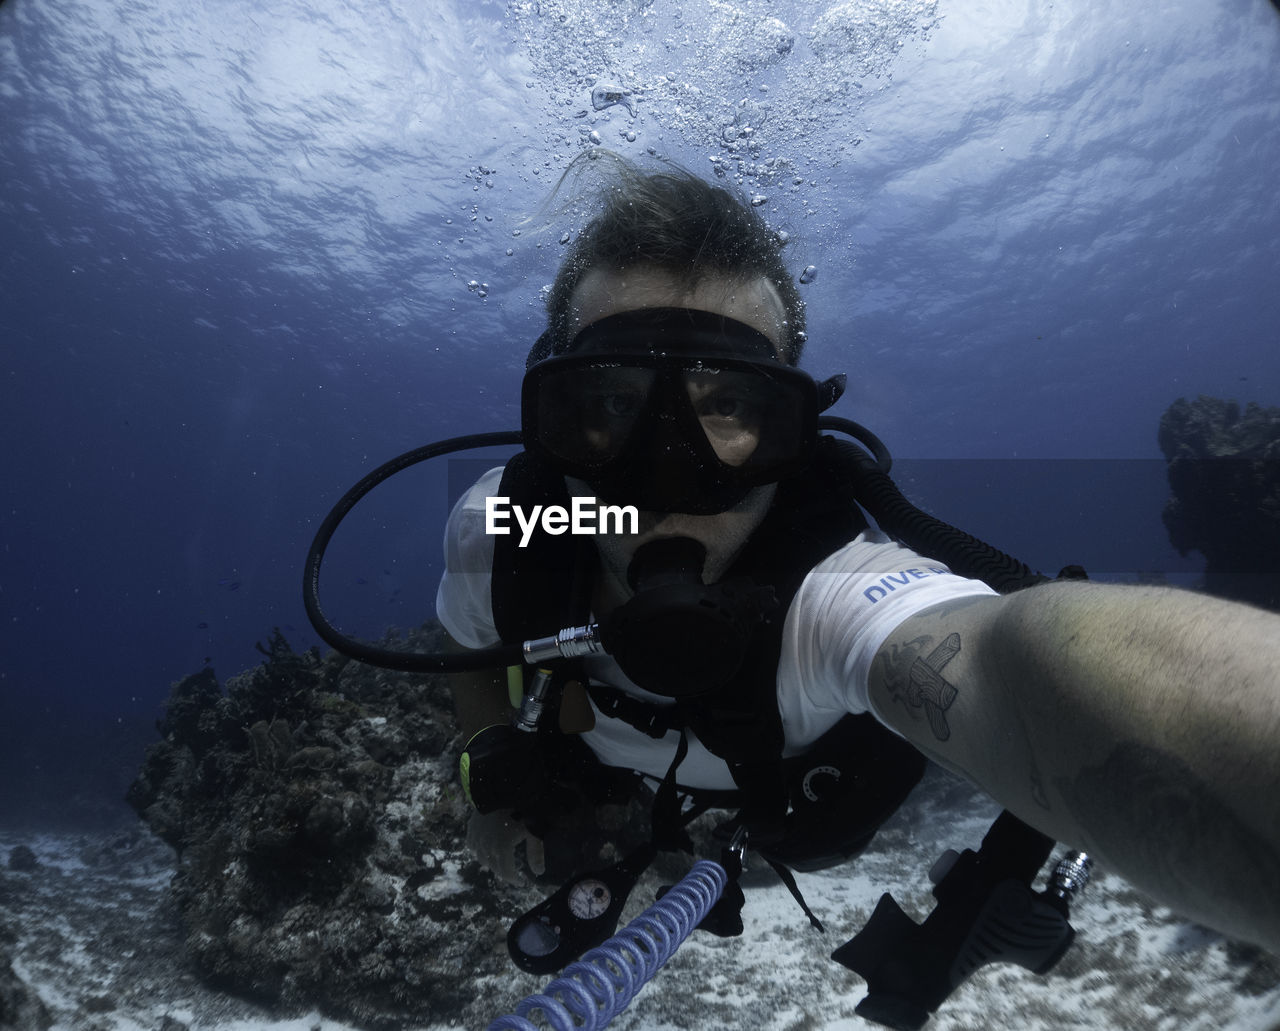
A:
[541,151,806,365]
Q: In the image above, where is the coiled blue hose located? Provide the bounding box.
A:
[488,859,727,1031]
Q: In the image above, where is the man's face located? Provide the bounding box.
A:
[565,266,791,597]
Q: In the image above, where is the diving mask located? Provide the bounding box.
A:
[522,308,844,514]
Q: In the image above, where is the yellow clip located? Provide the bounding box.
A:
[506,665,523,709]
[459,752,474,808]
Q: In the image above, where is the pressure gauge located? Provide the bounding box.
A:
[507,844,657,975]
[568,878,612,919]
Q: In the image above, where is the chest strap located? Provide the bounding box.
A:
[587,681,678,739]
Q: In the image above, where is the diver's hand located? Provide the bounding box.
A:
[466,809,546,884]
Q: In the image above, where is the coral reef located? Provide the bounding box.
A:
[1159,395,1280,611]
[127,626,536,1030]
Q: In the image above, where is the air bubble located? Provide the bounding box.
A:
[591,83,637,117]
[799,265,818,285]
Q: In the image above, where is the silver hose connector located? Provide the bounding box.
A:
[514,668,554,733]
[522,624,606,664]
[1048,851,1094,903]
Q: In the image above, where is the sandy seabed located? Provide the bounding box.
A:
[3,780,1279,1031]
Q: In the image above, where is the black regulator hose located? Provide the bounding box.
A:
[818,414,894,474]
[302,430,525,672]
[818,417,1050,595]
[305,419,1056,673]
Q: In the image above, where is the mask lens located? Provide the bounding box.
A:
[534,362,657,472]
[683,365,801,470]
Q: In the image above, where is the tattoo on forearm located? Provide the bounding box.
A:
[879,632,962,742]
[908,632,961,741]
[1057,742,1280,933]
[1006,690,1051,811]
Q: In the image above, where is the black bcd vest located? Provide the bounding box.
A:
[490,436,928,871]
[487,437,1079,1015]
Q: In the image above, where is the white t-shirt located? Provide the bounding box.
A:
[436,466,997,790]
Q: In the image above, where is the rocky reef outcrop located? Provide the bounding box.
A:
[1159,395,1280,611]
[127,626,539,1030]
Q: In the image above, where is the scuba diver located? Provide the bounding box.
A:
[433,152,1280,942]
[308,152,1280,1026]
[438,158,1006,892]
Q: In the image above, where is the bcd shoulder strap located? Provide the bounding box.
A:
[490,451,593,643]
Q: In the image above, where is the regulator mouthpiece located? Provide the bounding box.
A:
[599,537,776,698]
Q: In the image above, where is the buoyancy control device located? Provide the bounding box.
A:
[302,415,1094,1030]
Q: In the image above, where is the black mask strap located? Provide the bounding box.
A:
[818,373,847,412]
[526,328,554,370]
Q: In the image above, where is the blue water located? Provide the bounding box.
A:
[2,0,1278,827]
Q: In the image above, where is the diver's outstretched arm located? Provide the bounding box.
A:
[867,581,1280,953]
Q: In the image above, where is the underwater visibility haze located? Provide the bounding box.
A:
[2,0,1279,899]
[4,1,1280,1029]
[2,0,1280,824]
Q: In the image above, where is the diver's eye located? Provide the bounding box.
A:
[579,388,647,432]
[706,394,748,419]
[576,366,652,424]
[683,371,765,427]
[599,392,642,418]
[693,390,756,424]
